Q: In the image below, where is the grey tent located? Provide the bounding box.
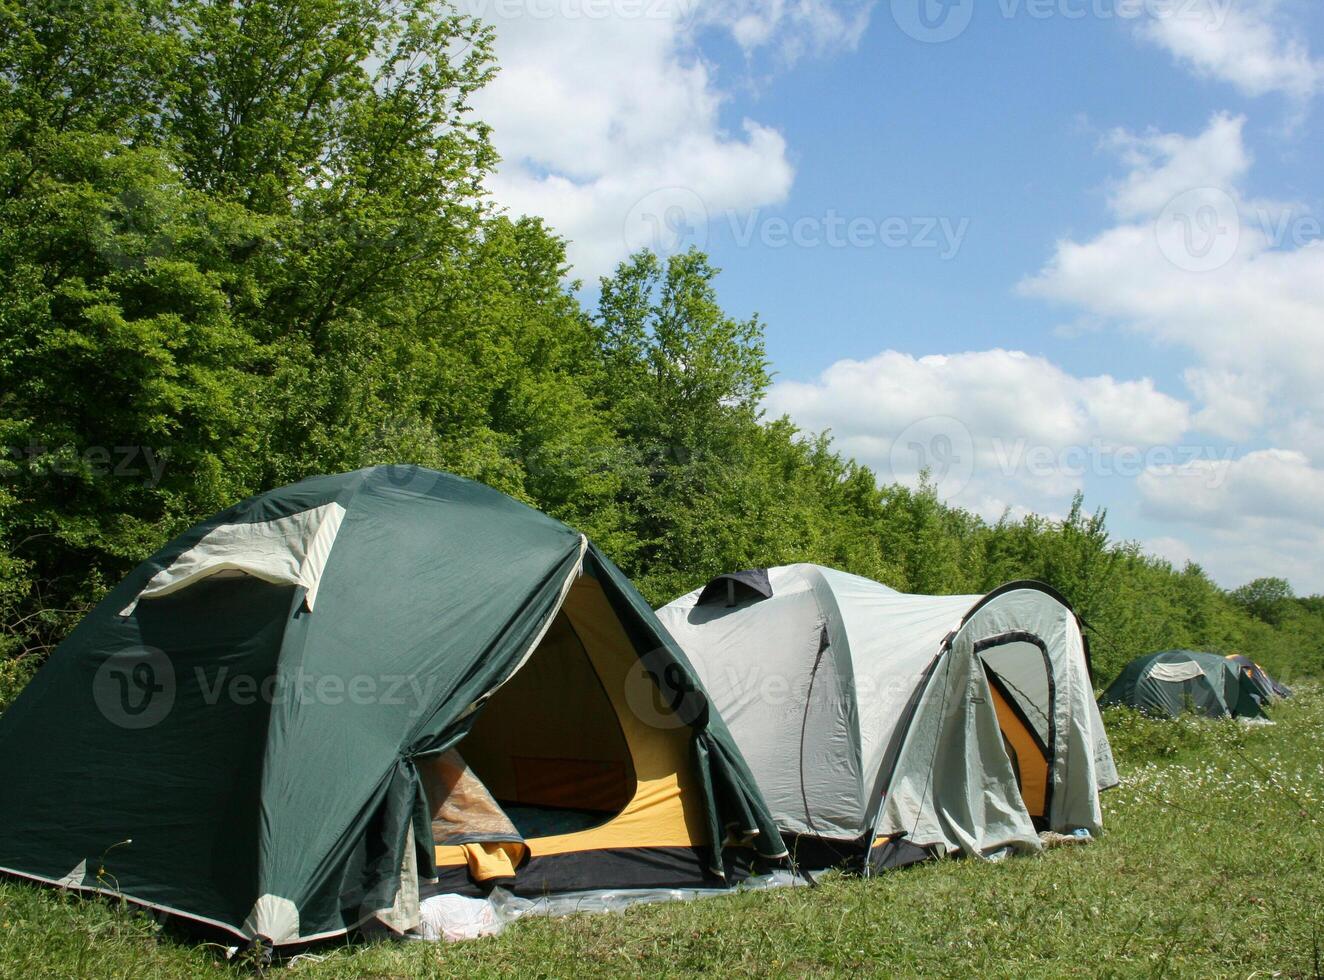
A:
[656,564,1118,870]
[1100,651,1268,720]
[0,467,785,945]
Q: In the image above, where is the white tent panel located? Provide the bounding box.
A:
[815,568,980,798]
[120,502,347,615]
[1147,659,1205,683]
[658,566,864,839]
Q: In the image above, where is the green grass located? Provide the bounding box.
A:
[3,689,1322,979]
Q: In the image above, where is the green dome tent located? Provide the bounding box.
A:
[0,467,784,946]
[1099,651,1267,720]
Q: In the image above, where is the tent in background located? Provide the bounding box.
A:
[656,565,1117,872]
[0,467,785,946]
[1225,654,1292,701]
[1100,651,1269,720]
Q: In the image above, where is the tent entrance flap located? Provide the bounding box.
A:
[982,671,1049,818]
[974,632,1056,821]
[417,750,527,882]
[432,568,732,895]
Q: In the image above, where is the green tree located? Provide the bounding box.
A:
[1231,577,1295,626]
[0,0,499,656]
[592,249,772,598]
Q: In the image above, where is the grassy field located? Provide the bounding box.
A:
[2,688,1321,979]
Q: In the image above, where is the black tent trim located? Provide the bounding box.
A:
[961,580,1095,683]
[696,570,773,608]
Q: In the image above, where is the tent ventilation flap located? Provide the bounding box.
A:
[120,502,347,616]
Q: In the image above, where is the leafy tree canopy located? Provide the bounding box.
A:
[1,0,1319,707]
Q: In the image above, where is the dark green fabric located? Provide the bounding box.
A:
[0,467,783,942]
[1100,650,1267,720]
[0,574,295,927]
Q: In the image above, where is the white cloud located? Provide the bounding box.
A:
[466,0,868,277]
[968,498,1066,525]
[1103,112,1251,220]
[1144,535,1197,570]
[1181,367,1269,441]
[1021,113,1324,444]
[1137,449,1324,590]
[765,348,1191,515]
[1019,111,1324,592]
[1136,0,1323,102]
[768,348,1189,448]
[1195,525,1324,591]
[1274,414,1324,462]
[699,0,872,61]
[1139,447,1324,525]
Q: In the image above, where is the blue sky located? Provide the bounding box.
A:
[464,0,1324,592]
[708,3,1323,373]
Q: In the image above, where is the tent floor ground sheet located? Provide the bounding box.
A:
[2,684,1320,977]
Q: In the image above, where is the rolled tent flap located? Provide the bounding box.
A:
[1148,659,1206,683]
[418,751,525,854]
[417,750,527,884]
[351,758,434,938]
[120,502,347,615]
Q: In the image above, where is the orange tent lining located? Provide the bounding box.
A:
[433,573,710,871]
[986,679,1049,818]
